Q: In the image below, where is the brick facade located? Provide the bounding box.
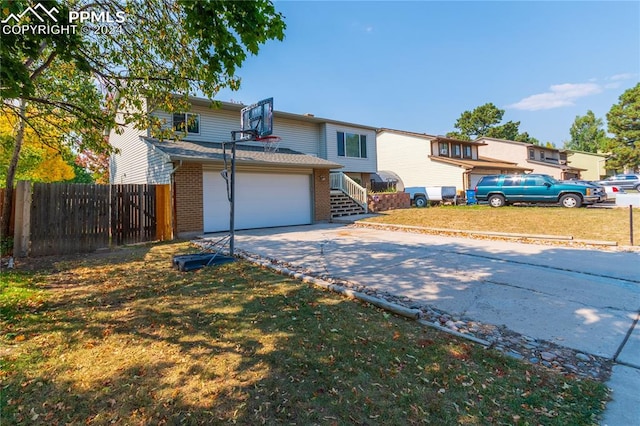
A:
[313,169,331,222]
[173,162,203,235]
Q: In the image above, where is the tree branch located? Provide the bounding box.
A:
[30,51,57,82]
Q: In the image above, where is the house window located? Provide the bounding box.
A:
[439,142,449,156]
[529,148,535,160]
[540,151,545,160]
[452,144,461,158]
[173,113,200,134]
[337,131,367,158]
[463,145,472,158]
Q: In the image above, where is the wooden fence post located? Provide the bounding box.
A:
[13,181,32,257]
[155,184,173,241]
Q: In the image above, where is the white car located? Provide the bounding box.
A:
[603,185,625,202]
[563,179,622,202]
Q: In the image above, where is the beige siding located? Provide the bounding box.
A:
[109,122,172,184]
[377,132,432,187]
[153,107,322,157]
[270,117,321,155]
[478,139,526,166]
[426,161,465,188]
[152,105,238,143]
[377,131,467,190]
[325,123,377,173]
[526,162,565,180]
[567,151,607,180]
[137,99,380,177]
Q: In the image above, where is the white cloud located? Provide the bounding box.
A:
[608,73,635,81]
[603,73,638,89]
[507,83,603,111]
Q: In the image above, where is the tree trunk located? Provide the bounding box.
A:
[1,99,27,239]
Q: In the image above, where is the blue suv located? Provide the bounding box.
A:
[475,174,602,208]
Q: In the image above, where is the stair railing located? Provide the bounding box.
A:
[330,172,368,214]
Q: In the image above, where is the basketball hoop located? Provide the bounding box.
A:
[256,135,281,152]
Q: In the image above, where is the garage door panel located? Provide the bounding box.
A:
[203,171,311,232]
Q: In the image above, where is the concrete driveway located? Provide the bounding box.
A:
[214,223,640,424]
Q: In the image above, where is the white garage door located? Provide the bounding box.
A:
[469,173,487,189]
[203,170,312,233]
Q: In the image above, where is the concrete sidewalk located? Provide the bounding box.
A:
[209,223,640,425]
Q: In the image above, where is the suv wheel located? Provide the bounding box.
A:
[488,194,505,207]
[560,194,582,208]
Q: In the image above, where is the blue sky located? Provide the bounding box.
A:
[216,1,640,146]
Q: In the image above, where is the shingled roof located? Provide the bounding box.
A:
[144,137,343,169]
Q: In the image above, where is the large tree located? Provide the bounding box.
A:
[1,0,286,237]
[447,103,540,144]
[564,110,608,153]
[447,103,503,140]
[605,83,640,172]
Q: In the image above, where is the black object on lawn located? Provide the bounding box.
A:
[172,253,235,272]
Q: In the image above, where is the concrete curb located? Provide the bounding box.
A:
[353,220,620,247]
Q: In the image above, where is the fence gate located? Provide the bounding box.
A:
[111,184,157,245]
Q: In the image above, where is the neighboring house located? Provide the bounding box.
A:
[564,150,610,181]
[376,129,530,192]
[109,97,377,236]
[477,137,584,180]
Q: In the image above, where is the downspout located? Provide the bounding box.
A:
[463,168,471,191]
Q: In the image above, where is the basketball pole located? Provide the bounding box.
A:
[224,98,272,258]
[229,140,236,256]
[225,129,255,257]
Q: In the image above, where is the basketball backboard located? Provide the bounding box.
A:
[241,97,273,139]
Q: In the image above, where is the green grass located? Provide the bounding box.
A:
[0,270,45,329]
[364,204,640,246]
[1,242,608,425]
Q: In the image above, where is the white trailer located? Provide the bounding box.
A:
[405,186,458,207]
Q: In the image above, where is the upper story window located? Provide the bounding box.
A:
[463,145,472,158]
[438,142,449,156]
[452,144,461,158]
[173,113,200,134]
[337,131,367,158]
[529,148,535,160]
[540,151,546,160]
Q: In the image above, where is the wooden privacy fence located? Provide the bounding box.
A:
[13,181,172,257]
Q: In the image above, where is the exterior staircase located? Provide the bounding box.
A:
[330,190,366,218]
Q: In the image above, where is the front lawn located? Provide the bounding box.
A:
[363,205,639,246]
[1,242,607,424]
